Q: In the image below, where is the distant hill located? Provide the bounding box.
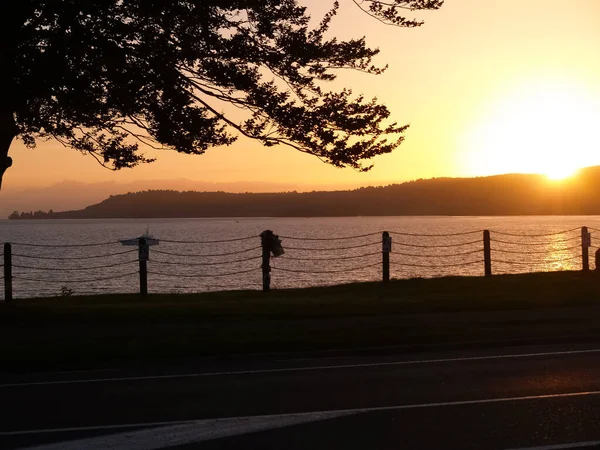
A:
[0,178,389,219]
[9,167,600,219]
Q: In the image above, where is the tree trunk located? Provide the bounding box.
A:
[0,113,15,190]
[0,8,23,191]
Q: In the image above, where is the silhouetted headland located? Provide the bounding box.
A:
[9,167,600,219]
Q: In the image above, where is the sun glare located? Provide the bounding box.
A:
[544,166,577,181]
[460,80,600,180]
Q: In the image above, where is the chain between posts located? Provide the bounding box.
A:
[3,224,599,299]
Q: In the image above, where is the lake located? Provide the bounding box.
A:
[1,216,599,300]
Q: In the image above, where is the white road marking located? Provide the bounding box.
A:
[0,420,195,436]
[503,441,600,450]
[13,411,356,450]
[3,389,600,438]
[1,347,600,388]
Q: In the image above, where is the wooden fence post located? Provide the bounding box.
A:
[382,231,391,283]
[483,230,492,277]
[138,237,148,297]
[4,243,12,302]
[260,230,271,292]
[582,226,590,272]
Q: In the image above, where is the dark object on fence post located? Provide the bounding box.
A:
[382,231,391,283]
[261,234,271,292]
[138,237,148,297]
[260,230,285,292]
[595,248,600,272]
[4,243,12,302]
[483,230,492,277]
[582,227,591,272]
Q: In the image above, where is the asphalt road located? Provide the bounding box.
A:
[3,343,600,449]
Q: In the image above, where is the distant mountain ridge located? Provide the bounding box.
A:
[1,178,387,218]
[9,167,600,219]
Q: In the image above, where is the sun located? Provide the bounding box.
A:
[460,79,600,180]
[544,166,577,181]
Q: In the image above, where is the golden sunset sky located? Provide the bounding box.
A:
[4,0,600,190]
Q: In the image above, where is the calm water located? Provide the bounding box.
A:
[1,216,599,299]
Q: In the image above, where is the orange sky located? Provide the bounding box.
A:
[3,0,600,191]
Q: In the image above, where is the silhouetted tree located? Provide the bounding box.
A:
[0,1,443,188]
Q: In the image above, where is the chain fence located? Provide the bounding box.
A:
[0,226,596,300]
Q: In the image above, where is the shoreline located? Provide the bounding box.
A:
[6,214,600,221]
